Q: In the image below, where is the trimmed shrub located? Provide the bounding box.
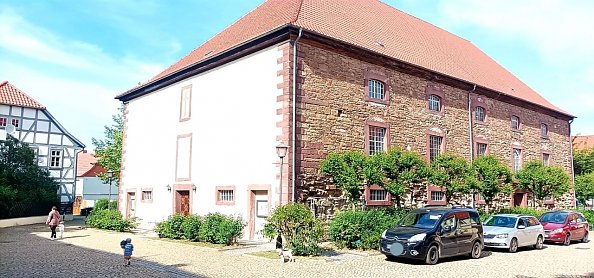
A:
[155,214,186,239]
[85,209,136,232]
[263,203,323,256]
[198,213,244,245]
[181,215,203,241]
[329,208,409,250]
[94,199,109,211]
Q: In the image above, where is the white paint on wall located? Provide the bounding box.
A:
[10,106,21,116]
[122,44,284,234]
[23,108,36,118]
[35,133,48,144]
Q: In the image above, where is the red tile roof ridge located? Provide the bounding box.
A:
[0,81,46,109]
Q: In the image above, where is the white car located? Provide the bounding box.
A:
[483,214,545,253]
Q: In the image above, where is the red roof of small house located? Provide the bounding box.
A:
[76,151,106,177]
[120,0,571,117]
[0,81,45,109]
[573,135,594,150]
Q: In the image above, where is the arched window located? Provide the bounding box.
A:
[540,123,548,137]
[511,115,520,130]
[475,106,485,122]
[428,94,441,112]
[368,79,385,100]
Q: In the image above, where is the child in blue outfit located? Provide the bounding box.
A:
[121,238,134,266]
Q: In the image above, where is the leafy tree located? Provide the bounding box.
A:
[369,148,429,208]
[471,155,513,207]
[320,151,370,204]
[429,153,473,203]
[516,160,570,207]
[573,145,594,176]
[575,172,594,208]
[92,105,123,183]
[0,136,59,205]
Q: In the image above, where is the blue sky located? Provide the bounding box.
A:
[1,0,592,149]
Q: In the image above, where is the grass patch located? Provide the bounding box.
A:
[153,237,226,249]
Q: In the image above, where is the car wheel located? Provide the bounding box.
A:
[425,245,439,265]
[581,232,589,243]
[508,238,518,253]
[563,233,571,246]
[469,241,482,259]
[534,235,544,249]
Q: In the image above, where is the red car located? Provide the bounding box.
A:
[539,210,589,245]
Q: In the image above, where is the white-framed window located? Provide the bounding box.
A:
[50,149,62,168]
[142,191,153,201]
[431,191,445,202]
[511,115,520,130]
[542,153,550,166]
[428,94,441,112]
[368,79,385,100]
[369,189,387,201]
[429,135,443,162]
[477,143,487,156]
[475,106,485,122]
[368,126,386,155]
[513,148,522,172]
[540,123,548,138]
[218,190,234,202]
[0,117,6,127]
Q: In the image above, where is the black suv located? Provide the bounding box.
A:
[379,206,483,264]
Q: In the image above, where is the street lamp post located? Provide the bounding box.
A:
[107,170,114,210]
[276,142,288,206]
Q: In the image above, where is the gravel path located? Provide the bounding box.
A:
[1,220,593,278]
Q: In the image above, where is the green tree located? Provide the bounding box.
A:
[516,160,571,207]
[471,155,513,208]
[369,148,429,208]
[320,151,370,204]
[0,136,59,206]
[92,105,123,183]
[429,153,473,203]
[575,172,594,208]
[573,146,594,176]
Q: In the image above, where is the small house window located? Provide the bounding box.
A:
[513,148,522,172]
[369,189,387,201]
[50,149,62,168]
[142,191,153,201]
[475,106,485,122]
[428,95,441,112]
[11,118,19,128]
[542,153,550,166]
[0,117,7,127]
[540,124,548,138]
[218,190,234,202]
[368,126,387,155]
[476,143,487,156]
[431,191,445,202]
[511,115,520,130]
[429,135,443,162]
[180,85,192,121]
[368,79,385,100]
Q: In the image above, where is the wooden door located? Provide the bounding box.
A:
[126,192,136,218]
[73,196,82,215]
[513,193,525,207]
[176,190,190,215]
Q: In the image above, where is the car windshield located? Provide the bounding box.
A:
[540,212,569,224]
[399,212,442,229]
[484,216,517,228]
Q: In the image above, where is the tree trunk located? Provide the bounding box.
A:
[396,195,402,209]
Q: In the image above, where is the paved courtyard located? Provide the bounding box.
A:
[1,219,594,278]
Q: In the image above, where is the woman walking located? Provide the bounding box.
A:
[46,206,61,240]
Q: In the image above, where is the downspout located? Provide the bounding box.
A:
[292,28,303,203]
[569,118,576,208]
[468,84,476,208]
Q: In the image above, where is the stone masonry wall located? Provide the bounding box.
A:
[294,39,573,218]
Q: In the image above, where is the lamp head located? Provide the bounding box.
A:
[276,142,288,159]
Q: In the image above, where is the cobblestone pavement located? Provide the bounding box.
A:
[2,220,594,278]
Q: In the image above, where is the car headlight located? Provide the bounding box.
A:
[495,233,508,239]
[408,233,426,242]
[552,228,564,234]
[381,229,387,239]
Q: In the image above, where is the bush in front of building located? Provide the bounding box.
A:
[198,213,244,245]
[329,208,409,250]
[181,214,203,241]
[263,203,324,256]
[478,207,544,223]
[577,209,594,230]
[155,213,186,239]
[85,209,136,232]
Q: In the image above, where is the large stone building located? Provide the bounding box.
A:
[0,81,85,218]
[116,0,574,238]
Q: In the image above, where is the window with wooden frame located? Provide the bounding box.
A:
[474,193,486,205]
[11,118,19,128]
[427,185,446,205]
[511,115,521,130]
[179,85,192,121]
[364,70,389,105]
[365,120,389,156]
[429,135,443,162]
[141,190,153,203]
[50,149,62,168]
[215,186,236,205]
[512,148,522,172]
[364,184,390,206]
[0,117,7,127]
[425,84,445,115]
[542,153,550,166]
[428,94,441,112]
[540,123,549,138]
[368,79,385,100]
[476,143,488,157]
[475,106,486,122]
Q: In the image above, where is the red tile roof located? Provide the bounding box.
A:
[573,135,594,150]
[76,151,106,177]
[125,0,571,117]
[0,81,45,109]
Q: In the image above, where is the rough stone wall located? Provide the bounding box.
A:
[294,39,573,217]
